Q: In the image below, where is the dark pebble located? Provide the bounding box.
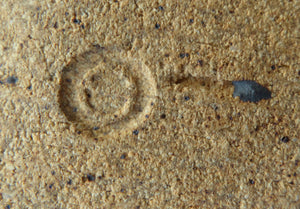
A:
[155,23,160,29]
[184,96,190,101]
[197,60,203,66]
[179,53,185,58]
[133,129,139,135]
[189,19,194,23]
[49,184,54,189]
[280,136,290,143]
[158,6,164,11]
[67,179,72,185]
[160,113,166,119]
[51,171,55,175]
[249,179,255,184]
[5,205,11,209]
[93,126,100,130]
[232,80,271,103]
[87,174,95,181]
[6,76,18,84]
[120,154,126,159]
[271,65,276,70]
[73,19,81,24]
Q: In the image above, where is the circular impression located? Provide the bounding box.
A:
[58,46,157,136]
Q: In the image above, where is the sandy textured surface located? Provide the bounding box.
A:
[0,0,299,208]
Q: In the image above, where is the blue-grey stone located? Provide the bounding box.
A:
[232,80,271,103]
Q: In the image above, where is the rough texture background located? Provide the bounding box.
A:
[0,0,299,208]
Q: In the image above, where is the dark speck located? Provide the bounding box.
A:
[93,126,100,130]
[280,136,290,143]
[66,78,72,83]
[155,23,160,29]
[87,174,95,181]
[81,24,85,29]
[65,12,69,16]
[160,113,166,119]
[51,171,55,175]
[6,76,18,84]
[232,80,272,103]
[151,102,154,106]
[73,19,81,24]
[0,80,3,84]
[184,96,190,101]
[5,205,11,209]
[73,107,78,112]
[27,85,32,90]
[197,60,203,66]
[179,53,185,58]
[67,179,72,185]
[271,65,276,70]
[121,188,125,192]
[53,22,58,29]
[145,114,149,118]
[185,53,189,57]
[158,6,164,11]
[133,129,139,135]
[249,179,255,184]
[77,131,81,134]
[120,154,126,159]
[189,19,194,23]
[49,184,54,189]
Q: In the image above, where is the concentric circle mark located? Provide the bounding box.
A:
[58,46,157,136]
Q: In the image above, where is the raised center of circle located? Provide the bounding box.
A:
[81,63,136,123]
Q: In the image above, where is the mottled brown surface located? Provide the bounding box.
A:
[0,0,299,208]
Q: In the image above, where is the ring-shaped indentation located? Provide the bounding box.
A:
[58,46,157,136]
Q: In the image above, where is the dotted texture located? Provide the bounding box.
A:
[0,1,299,209]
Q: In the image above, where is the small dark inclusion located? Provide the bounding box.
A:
[232,80,271,103]
[6,76,18,84]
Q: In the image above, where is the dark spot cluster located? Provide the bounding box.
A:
[179,53,189,58]
[280,136,290,143]
[82,174,96,183]
[72,18,85,29]
[158,6,164,11]
[249,179,255,184]
[133,129,139,135]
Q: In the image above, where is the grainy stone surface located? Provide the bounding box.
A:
[0,1,299,208]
